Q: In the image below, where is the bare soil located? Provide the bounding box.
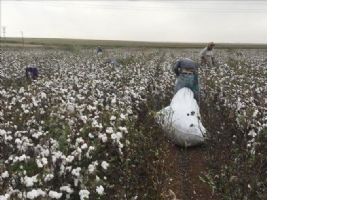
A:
[165,142,214,200]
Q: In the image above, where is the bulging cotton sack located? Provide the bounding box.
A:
[156,88,206,147]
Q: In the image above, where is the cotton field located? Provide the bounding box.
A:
[0,47,266,200]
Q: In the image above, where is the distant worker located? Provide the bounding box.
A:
[104,57,119,67]
[96,46,103,55]
[173,58,199,102]
[25,64,39,80]
[200,42,216,67]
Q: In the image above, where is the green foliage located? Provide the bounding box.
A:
[10,160,38,176]
[44,116,71,154]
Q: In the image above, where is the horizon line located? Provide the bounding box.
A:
[2,36,267,45]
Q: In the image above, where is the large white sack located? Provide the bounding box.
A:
[156,88,206,147]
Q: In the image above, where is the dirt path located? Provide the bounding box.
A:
[165,142,213,200]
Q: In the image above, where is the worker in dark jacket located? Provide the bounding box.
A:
[172,58,199,102]
[96,46,103,55]
[25,64,39,80]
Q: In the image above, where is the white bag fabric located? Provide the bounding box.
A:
[156,88,206,147]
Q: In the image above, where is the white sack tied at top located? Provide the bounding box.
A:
[156,88,206,147]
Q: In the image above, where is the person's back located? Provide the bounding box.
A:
[96,46,103,55]
[172,58,199,102]
[25,64,39,80]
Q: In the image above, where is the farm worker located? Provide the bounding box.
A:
[104,57,119,67]
[200,42,216,67]
[25,64,39,80]
[110,58,118,66]
[173,58,199,102]
[96,46,103,55]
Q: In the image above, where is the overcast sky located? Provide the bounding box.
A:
[1,0,266,43]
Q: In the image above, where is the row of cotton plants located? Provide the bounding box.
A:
[197,50,267,199]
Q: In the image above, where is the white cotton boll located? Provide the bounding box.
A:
[19,154,28,161]
[1,171,9,178]
[111,97,116,104]
[111,133,117,141]
[253,110,258,118]
[66,155,75,163]
[67,104,75,113]
[68,119,75,127]
[44,174,54,182]
[42,157,48,166]
[45,81,53,88]
[88,164,95,174]
[96,185,104,195]
[101,161,109,170]
[91,119,99,127]
[59,165,65,176]
[17,154,27,162]
[21,104,27,111]
[0,194,10,200]
[36,159,43,168]
[105,127,113,134]
[31,97,38,107]
[98,133,107,143]
[0,129,6,136]
[19,87,25,94]
[248,130,257,137]
[81,143,88,149]
[111,132,123,144]
[36,158,48,168]
[15,138,22,145]
[120,114,126,120]
[76,137,84,145]
[36,157,47,168]
[26,189,46,199]
[74,179,79,187]
[80,115,87,123]
[127,109,133,115]
[23,175,38,187]
[87,105,96,111]
[88,133,94,139]
[51,151,62,164]
[60,186,74,194]
[40,92,47,99]
[66,166,72,172]
[96,176,100,182]
[97,123,103,129]
[110,115,116,121]
[32,131,43,139]
[71,167,81,177]
[79,190,90,200]
[118,126,128,133]
[86,146,95,158]
[75,148,82,160]
[49,191,62,199]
